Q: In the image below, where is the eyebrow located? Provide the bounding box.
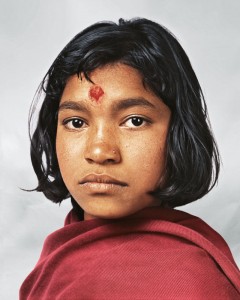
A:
[58,97,156,113]
[58,101,89,113]
[113,98,156,111]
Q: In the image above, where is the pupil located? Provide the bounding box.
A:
[132,117,143,126]
[73,119,82,128]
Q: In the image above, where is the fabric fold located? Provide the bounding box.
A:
[20,207,240,299]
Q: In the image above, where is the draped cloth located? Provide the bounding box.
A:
[20,207,240,299]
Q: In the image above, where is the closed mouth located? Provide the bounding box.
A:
[79,174,128,186]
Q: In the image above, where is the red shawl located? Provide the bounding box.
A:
[20,207,240,299]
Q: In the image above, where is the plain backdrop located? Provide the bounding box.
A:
[0,0,239,299]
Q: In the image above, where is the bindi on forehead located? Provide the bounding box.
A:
[89,85,104,103]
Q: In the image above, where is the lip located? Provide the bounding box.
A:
[79,174,127,186]
[79,174,128,193]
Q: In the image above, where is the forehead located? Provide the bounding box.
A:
[59,63,171,117]
[89,63,144,88]
[61,64,149,100]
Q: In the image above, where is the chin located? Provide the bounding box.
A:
[83,205,141,221]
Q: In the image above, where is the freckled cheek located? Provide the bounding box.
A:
[125,137,166,176]
[143,146,166,173]
[56,135,84,177]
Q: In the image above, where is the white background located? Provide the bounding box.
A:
[0,0,239,299]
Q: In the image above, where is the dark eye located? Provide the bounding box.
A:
[131,117,144,126]
[63,118,86,129]
[72,119,83,128]
[124,116,147,128]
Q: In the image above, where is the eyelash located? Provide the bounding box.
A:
[62,118,87,130]
[122,116,151,128]
[62,116,151,130]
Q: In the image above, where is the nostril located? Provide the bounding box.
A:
[85,158,94,164]
[84,142,121,165]
[85,157,117,165]
[105,158,116,164]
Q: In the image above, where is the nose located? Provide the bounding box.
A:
[84,127,121,165]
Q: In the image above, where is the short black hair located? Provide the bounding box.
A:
[29,17,220,212]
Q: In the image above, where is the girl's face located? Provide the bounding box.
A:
[56,63,171,220]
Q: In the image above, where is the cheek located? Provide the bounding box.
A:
[131,129,167,160]
[125,134,167,182]
[143,145,166,177]
[56,133,82,178]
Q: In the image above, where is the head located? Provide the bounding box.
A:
[30,18,220,219]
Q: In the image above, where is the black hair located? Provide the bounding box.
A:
[29,17,220,213]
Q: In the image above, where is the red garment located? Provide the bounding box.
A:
[20,207,240,299]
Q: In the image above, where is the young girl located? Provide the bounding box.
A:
[20,18,240,299]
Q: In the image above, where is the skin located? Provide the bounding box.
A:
[89,85,104,102]
[56,63,171,220]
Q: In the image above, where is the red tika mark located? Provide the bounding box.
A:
[89,86,104,102]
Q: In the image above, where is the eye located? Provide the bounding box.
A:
[63,118,86,130]
[123,116,150,128]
